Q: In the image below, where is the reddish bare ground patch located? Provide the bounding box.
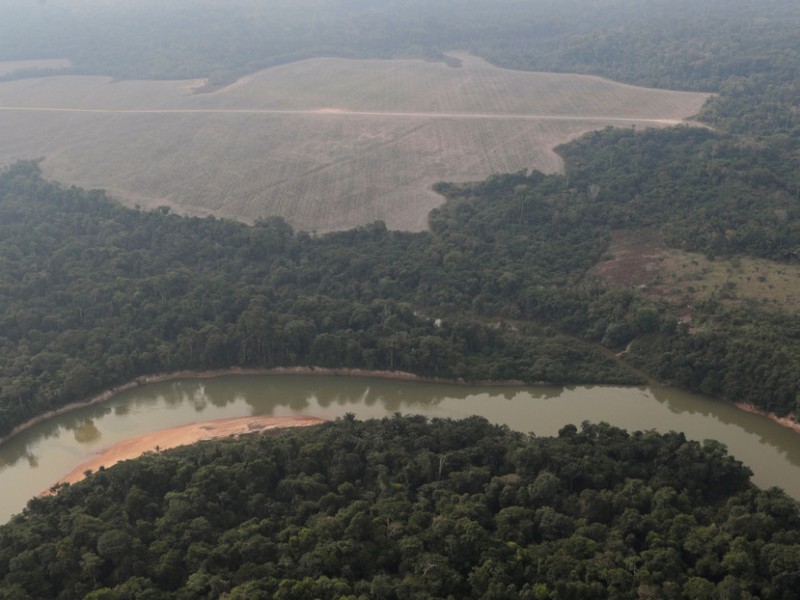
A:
[592,230,700,328]
[593,230,668,291]
[592,230,800,322]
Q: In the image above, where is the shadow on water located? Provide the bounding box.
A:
[0,442,36,471]
[651,383,733,419]
[0,408,113,471]
[72,419,101,444]
[206,375,562,413]
[650,384,800,468]
[0,445,38,471]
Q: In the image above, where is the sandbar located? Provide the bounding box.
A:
[50,415,325,490]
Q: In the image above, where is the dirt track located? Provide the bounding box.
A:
[0,105,683,125]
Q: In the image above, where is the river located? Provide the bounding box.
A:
[2,374,799,523]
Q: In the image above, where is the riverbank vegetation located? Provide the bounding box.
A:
[2,417,799,598]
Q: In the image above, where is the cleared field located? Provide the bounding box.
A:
[593,230,800,314]
[0,53,710,231]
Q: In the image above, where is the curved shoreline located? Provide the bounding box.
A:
[4,367,799,452]
[0,366,526,448]
[734,402,800,435]
[46,415,326,493]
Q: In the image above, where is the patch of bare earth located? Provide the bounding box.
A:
[593,230,668,292]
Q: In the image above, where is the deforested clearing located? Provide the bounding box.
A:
[0,53,710,232]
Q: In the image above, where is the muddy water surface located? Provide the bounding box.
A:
[2,375,799,523]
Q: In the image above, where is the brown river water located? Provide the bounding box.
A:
[2,374,799,523]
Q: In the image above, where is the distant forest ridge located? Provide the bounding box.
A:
[0,0,797,139]
[0,0,794,86]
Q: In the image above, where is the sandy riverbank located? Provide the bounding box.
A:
[47,415,326,492]
[734,402,800,435]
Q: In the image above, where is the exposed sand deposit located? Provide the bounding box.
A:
[49,415,325,490]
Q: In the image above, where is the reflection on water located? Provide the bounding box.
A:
[73,420,101,444]
[649,384,800,469]
[2,374,800,524]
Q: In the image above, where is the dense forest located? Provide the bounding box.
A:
[2,417,799,599]
[1,0,800,596]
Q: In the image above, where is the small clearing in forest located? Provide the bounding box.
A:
[593,230,800,314]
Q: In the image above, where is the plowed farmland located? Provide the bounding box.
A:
[0,53,711,231]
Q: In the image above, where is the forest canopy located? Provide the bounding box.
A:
[2,417,799,599]
[1,2,799,595]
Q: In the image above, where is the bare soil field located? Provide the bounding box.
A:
[593,230,800,315]
[0,53,711,232]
